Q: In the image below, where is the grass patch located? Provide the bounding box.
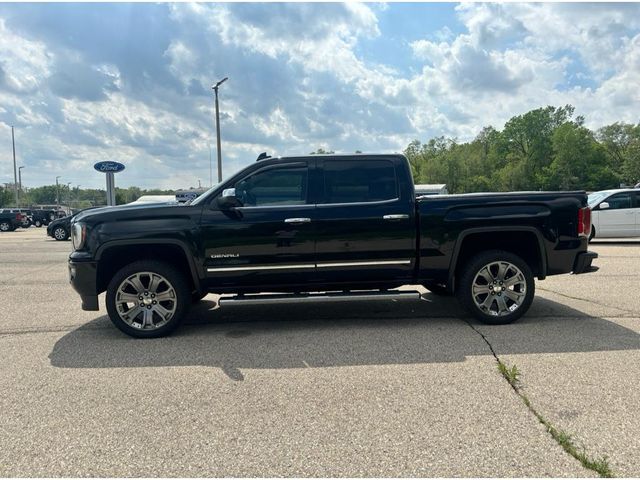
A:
[497,360,521,388]
[497,360,614,477]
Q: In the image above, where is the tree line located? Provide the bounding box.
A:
[0,184,176,209]
[405,105,640,193]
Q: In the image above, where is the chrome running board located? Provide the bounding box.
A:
[218,290,421,306]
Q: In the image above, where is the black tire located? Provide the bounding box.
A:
[34,220,42,227]
[53,226,69,241]
[422,281,451,296]
[589,227,595,243]
[0,221,12,232]
[106,260,191,338]
[457,250,535,325]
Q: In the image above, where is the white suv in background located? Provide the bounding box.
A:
[588,188,639,239]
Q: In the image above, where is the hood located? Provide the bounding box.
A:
[73,202,184,223]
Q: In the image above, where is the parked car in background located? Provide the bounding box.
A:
[47,215,72,240]
[47,207,102,241]
[588,188,639,239]
[31,209,56,227]
[0,210,23,232]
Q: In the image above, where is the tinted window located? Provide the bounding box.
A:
[323,160,397,204]
[604,193,633,210]
[234,166,308,207]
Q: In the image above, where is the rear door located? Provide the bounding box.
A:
[314,156,416,285]
[596,192,636,237]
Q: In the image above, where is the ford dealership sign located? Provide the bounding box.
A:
[94,161,125,173]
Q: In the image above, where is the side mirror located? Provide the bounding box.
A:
[599,202,610,210]
[216,188,243,209]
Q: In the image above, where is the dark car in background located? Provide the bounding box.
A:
[32,209,57,228]
[0,210,24,232]
[47,207,101,241]
[47,215,72,240]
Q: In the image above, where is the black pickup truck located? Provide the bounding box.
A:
[0,210,23,232]
[69,154,597,338]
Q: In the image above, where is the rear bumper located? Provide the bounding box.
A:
[68,259,99,311]
[573,250,598,274]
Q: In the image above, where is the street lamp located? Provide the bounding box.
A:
[18,166,25,207]
[212,76,228,183]
[66,182,71,212]
[11,126,18,206]
[55,176,61,210]
[76,185,81,209]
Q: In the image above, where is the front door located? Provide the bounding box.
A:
[199,161,316,289]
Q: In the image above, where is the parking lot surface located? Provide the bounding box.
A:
[0,228,638,476]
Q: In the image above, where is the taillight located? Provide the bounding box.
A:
[15,213,23,222]
[577,207,591,237]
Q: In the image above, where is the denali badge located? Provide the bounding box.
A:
[211,253,240,258]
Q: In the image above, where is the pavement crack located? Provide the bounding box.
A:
[464,319,615,477]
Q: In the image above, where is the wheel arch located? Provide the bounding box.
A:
[95,240,202,294]
[448,227,547,292]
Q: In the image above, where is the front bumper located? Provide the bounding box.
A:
[573,250,598,274]
[68,259,99,311]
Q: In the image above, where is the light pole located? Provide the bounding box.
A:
[18,166,25,207]
[11,126,18,206]
[55,176,61,210]
[208,142,213,187]
[212,76,228,183]
[76,184,81,210]
[66,182,71,212]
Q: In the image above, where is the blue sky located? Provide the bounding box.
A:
[1,2,639,190]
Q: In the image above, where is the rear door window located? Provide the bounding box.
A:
[323,160,397,204]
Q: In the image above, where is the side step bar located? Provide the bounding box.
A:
[218,290,421,306]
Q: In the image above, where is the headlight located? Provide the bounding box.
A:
[71,222,87,250]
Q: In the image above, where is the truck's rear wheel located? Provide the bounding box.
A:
[106,260,190,338]
[457,250,534,325]
[0,221,11,232]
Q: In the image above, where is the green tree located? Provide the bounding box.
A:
[543,123,608,190]
[501,105,575,189]
[0,186,14,207]
[597,122,640,185]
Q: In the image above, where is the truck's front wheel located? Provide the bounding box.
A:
[106,260,191,338]
[457,250,534,325]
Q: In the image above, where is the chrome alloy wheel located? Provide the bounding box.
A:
[471,261,527,317]
[115,272,178,330]
[54,227,66,240]
[0,222,10,231]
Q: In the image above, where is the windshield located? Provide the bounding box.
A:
[190,183,221,205]
[587,191,610,207]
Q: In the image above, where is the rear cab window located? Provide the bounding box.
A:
[322,159,398,204]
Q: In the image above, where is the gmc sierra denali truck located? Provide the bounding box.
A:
[69,154,597,338]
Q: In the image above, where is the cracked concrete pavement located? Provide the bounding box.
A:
[0,228,638,476]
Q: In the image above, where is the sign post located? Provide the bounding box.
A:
[94,161,125,206]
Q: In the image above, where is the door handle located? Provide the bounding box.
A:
[284,218,311,224]
[383,214,409,220]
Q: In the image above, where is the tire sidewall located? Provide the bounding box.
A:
[0,222,10,232]
[457,250,535,325]
[106,260,191,338]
